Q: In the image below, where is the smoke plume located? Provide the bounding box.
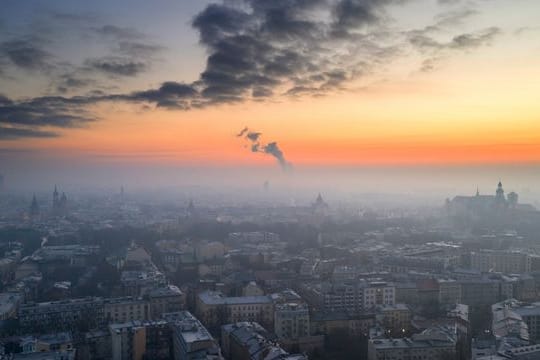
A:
[237,127,291,171]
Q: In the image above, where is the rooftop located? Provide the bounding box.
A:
[198,291,272,305]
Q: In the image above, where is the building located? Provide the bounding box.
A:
[19,297,104,333]
[52,185,68,217]
[195,241,226,262]
[120,268,166,297]
[438,279,462,306]
[163,311,223,360]
[109,322,148,360]
[311,311,376,337]
[491,300,529,342]
[460,279,501,306]
[368,326,457,360]
[103,297,149,324]
[274,303,310,340]
[471,250,532,274]
[446,181,537,221]
[10,350,76,359]
[0,333,75,360]
[78,330,111,360]
[148,285,186,319]
[493,299,540,342]
[221,322,270,359]
[0,292,22,320]
[377,304,411,335]
[35,332,74,353]
[363,281,396,309]
[228,232,281,245]
[300,280,395,313]
[196,291,274,329]
[29,195,40,219]
[19,291,182,333]
[31,245,100,268]
[221,322,307,360]
[242,282,264,297]
[109,320,172,360]
[395,283,418,304]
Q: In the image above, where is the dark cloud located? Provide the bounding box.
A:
[408,26,501,73]
[332,0,389,35]
[410,26,500,52]
[0,38,52,71]
[0,94,94,128]
[189,0,402,104]
[54,74,95,94]
[50,12,99,23]
[0,0,506,139]
[434,8,478,28]
[0,126,58,140]
[450,27,500,49]
[86,57,147,77]
[116,41,164,58]
[80,24,164,80]
[123,82,199,109]
[95,25,142,40]
[192,4,253,45]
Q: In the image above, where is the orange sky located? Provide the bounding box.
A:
[2,0,540,171]
[13,63,540,168]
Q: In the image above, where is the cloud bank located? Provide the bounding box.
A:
[0,0,504,139]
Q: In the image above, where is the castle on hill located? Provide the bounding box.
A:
[446,181,536,218]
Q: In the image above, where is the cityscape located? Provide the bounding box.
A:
[0,181,539,359]
[1,1,540,360]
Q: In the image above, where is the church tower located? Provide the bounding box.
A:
[186,199,196,218]
[53,185,59,211]
[496,181,506,205]
[30,194,40,219]
[60,192,67,211]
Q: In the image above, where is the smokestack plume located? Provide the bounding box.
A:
[237,127,291,171]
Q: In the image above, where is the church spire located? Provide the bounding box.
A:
[496,180,505,202]
[30,193,40,218]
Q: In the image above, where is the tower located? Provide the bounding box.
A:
[30,194,40,218]
[495,180,507,210]
[186,199,196,218]
[53,185,59,211]
[507,192,518,208]
[496,181,505,201]
[312,193,330,216]
[60,192,67,211]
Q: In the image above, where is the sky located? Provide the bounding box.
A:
[1,0,540,195]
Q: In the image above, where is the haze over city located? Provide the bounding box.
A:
[1,1,540,360]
